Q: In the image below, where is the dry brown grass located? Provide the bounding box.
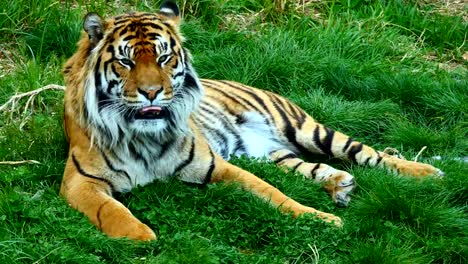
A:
[421,0,468,22]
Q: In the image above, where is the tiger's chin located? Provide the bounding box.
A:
[129,119,170,134]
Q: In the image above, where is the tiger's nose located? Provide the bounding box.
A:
[138,87,162,102]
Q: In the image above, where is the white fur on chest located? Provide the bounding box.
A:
[107,140,184,191]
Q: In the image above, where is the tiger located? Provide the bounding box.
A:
[61,0,444,241]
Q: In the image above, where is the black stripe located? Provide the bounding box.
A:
[128,142,149,169]
[313,126,335,157]
[146,32,160,39]
[203,82,256,112]
[219,81,271,114]
[233,139,246,154]
[347,143,364,163]
[311,163,321,178]
[183,73,201,91]
[119,26,128,35]
[203,149,216,185]
[342,137,353,153]
[72,153,116,193]
[107,80,119,94]
[289,103,307,129]
[106,44,115,55]
[144,23,164,30]
[174,138,195,173]
[94,58,113,112]
[171,58,179,71]
[292,161,304,172]
[113,19,130,26]
[269,149,280,156]
[274,153,298,164]
[375,150,383,165]
[193,117,229,159]
[273,93,307,129]
[118,45,125,57]
[170,37,176,49]
[96,199,111,230]
[272,93,305,129]
[200,101,242,140]
[269,96,309,154]
[123,35,136,41]
[173,70,184,80]
[108,148,124,164]
[94,57,102,89]
[63,65,72,74]
[159,140,174,158]
[204,94,239,118]
[364,157,371,166]
[111,63,120,78]
[100,150,132,185]
[211,80,269,115]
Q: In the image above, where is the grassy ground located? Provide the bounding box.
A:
[0,0,467,263]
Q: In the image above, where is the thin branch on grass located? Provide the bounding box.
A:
[414,146,427,162]
[383,146,429,162]
[0,84,65,113]
[0,160,41,165]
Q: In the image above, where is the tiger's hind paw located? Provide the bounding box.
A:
[394,159,444,177]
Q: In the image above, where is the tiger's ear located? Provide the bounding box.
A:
[159,0,180,27]
[84,13,105,48]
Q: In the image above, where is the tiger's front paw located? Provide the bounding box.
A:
[296,206,343,227]
[98,203,157,241]
[317,212,343,227]
[103,220,157,241]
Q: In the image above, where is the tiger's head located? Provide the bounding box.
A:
[64,1,202,147]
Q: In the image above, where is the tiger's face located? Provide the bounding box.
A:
[81,4,202,145]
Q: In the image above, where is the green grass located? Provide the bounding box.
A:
[1,0,467,263]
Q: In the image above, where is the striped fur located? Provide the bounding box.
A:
[61,1,444,240]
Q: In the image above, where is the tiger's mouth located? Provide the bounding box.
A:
[135,106,167,120]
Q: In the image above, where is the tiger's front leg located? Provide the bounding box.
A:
[60,153,156,241]
[210,156,343,227]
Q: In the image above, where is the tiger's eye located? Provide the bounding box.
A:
[119,58,134,68]
[158,55,170,65]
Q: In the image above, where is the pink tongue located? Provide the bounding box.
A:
[140,106,162,113]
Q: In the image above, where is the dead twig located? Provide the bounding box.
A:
[414,146,427,162]
[383,146,429,162]
[0,160,41,165]
[0,84,65,113]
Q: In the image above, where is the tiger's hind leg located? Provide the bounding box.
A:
[293,119,444,177]
[269,149,355,207]
[269,113,443,206]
